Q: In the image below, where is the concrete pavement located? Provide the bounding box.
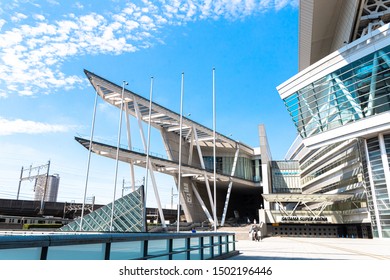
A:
[229,236,390,260]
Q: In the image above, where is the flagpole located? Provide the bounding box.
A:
[79,90,98,231]
[213,67,217,232]
[110,80,128,231]
[177,72,184,233]
[143,77,154,232]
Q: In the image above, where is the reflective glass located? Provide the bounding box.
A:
[47,243,105,260]
[110,241,143,260]
[283,46,390,138]
[0,247,41,260]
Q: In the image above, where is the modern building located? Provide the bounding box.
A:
[79,70,270,229]
[274,0,390,238]
[34,174,60,203]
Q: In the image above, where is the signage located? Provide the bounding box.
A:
[279,216,329,223]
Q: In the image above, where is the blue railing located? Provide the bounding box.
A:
[0,232,237,260]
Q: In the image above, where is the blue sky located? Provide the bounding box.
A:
[0,0,299,207]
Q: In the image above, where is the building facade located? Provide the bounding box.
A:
[276,0,390,238]
[34,174,60,203]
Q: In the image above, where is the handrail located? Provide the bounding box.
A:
[0,231,237,260]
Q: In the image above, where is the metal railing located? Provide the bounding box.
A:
[0,231,237,260]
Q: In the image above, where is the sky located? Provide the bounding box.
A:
[0,0,299,207]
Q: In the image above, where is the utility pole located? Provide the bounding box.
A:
[17,161,51,208]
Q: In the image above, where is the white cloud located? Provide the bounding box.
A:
[0,0,298,98]
[11,12,28,22]
[33,14,46,21]
[275,0,297,11]
[74,2,84,9]
[0,117,75,135]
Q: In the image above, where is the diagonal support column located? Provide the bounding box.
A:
[367,52,379,116]
[133,97,166,228]
[221,145,240,226]
[193,125,215,219]
[125,103,136,192]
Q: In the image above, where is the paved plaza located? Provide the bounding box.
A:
[229,236,390,260]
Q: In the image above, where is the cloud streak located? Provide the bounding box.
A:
[0,117,75,135]
[0,0,298,97]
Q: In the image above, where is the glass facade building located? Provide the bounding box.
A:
[283,45,390,139]
[277,6,390,238]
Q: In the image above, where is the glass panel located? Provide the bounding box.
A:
[190,249,201,260]
[172,238,186,251]
[203,236,211,246]
[172,252,186,260]
[47,243,105,260]
[203,247,212,260]
[0,247,41,260]
[147,240,168,256]
[228,242,234,252]
[110,241,143,260]
[190,237,200,248]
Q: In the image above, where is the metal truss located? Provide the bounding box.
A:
[354,0,390,39]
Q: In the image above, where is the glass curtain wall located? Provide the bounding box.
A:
[284,45,390,138]
[203,156,258,181]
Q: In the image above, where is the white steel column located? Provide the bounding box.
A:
[378,133,390,201]
[125,104,136,192]
[221,145,240,226]
[177,73,184,233]
[133,92,167,229]
[110,81,128,231]
[145,77,153,213]
[193,125,215,219]
[80,90,99,231]
[364,139,383,238]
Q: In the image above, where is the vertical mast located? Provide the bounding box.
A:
[177,72,184,233]
[213,67,217,232]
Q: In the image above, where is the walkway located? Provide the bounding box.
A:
[229,236,390,260]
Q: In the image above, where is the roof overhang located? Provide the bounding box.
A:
[76,137,258,188]
[299,0,361,71]
[84,69,254,155]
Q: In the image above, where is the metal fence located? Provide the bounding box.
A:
[0,231,237,260]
